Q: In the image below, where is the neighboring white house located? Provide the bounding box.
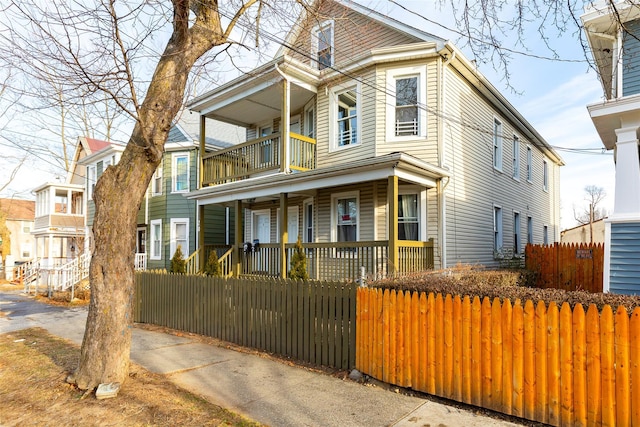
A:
[560,218,606,244]
[185,0,563,280]
[583,2,640,294]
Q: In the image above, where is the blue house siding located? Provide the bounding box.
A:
[623,19,640,97]
[609,222,640,294]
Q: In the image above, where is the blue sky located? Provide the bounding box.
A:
[2,1,614,230]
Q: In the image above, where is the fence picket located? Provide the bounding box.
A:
[535,301,549,423]
[443,294,454,399]
[631,308,640,427]
[435,293,445,396]
[418,293,428,391]
[461,296,472,405]
[411,292,420,389]
[470,296,482,407]
[427,292,437,395]
[601,305,616,427]
[481,297,492,409]
[586,304,602,426]
[547,302,560,426]
[501,299,513,415]
[559,302,574,426]
[452,295,462,402]
[512,299,524,418]
[615,306,630,427]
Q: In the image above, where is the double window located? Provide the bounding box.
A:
[330,83,361,150]
[172,153,189,193]
[386,66,427,140]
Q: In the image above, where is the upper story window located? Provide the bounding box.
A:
[87,165,96,200]
[152,165,163,196]
[172,153,189,193]
[386,66,427,141]
[313,21,334,70]
[543,159,549,192]
[330,83,361,150]
[512,135,520,180]
[526,146,533,182]
[493,118,503,171]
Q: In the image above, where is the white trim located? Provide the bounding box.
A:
[329,81,362,151]
[527,215,533,244]
[150,219,162,260]
[171,152,190,193]
[542,158,549,192]
[603,221,611,292]
[493,117,503,171]
[251,209,271,244]
[152,165,163,196]
[386,65,428,142]
[331,191,360,242]
[398,185,426,241]
[303,102,315,138]
[512,134,520,181]
[543,224,549,245]
[303,198,314,243]
[513,210,521,254]
[493,204,503,251]
[526,145,533,183]
[170,218,190,258]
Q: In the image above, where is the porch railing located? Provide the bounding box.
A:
[202,132,316,186]
[135,253,147,271]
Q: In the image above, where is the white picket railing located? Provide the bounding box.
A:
[135,253,147,271]
[46,253,91,292]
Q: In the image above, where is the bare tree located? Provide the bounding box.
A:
[0,0,300,393]
[573,185,607,243]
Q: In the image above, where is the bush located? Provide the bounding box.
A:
[289,238,309,280]
[203,250,222,277]
[170,245,186,274]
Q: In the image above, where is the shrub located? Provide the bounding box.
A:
[170,245,186,274]
[289,238,309,280]
[203,250,222,277]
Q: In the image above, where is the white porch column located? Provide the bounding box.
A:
[281,78,290,173]
[613,127,640,217]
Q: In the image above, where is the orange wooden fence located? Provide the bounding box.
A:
[525,243,604,293]
[356,287,640,426]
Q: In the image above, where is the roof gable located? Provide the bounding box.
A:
[279,0,444,68]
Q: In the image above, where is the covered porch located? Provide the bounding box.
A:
[187,153,448,281]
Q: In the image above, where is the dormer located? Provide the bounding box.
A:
[582,1,640,100]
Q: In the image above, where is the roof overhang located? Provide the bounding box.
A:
[587,94,640,149]
[32,182,85,194]
[186,152,449,205]
[187,56,319,127]
[77,144,126,166]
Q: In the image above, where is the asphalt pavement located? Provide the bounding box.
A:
[0,290,523,427]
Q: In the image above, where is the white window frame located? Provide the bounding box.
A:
[397,186,426,241]
[152,165,163,196]
[493,118,503,171]
[493,205,503,252]
[87,165,96,200]
[543,225,549,245]
[329,82,362,151]
[543,159,549,192]
[386,65,428,141]
[150,219,162,260]
[526,146,533,182]
[331,191,360,242]
[513,211,521,254]
[527,216,533,244]
[512,135,520,180]
[170,218,189,258]
[303,198,314,243]
[304,102,315,139]
[172,152,189,193]
[311,20,334,70]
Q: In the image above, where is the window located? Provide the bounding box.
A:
[170,218,189,257]
[258,125,273,165]
[333,194,358,242]
[87,166,96,200]
[543,225,549,245]
[398,193,419,240]
[22,222,31,234]
[304,200,314,243]
[512,135,520,180]
[386,66,427,140]
[304,105,315,139]
[513,212,521,254]
[494,206,503,251]
[313,21,333,70]
[172,153,189,193]
[330,83,361,150]
[543,159,549,191]
[493,118,503,170]
[527,216,533,244]
[150,219,162,260]
[152,166,163,196]
[526,146,532,182]
[21,243,31,259]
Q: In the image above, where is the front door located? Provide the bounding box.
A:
[137,227,146,253]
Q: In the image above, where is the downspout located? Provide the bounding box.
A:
[438,49,455,268]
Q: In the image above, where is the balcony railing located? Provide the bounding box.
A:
[202,132,316,186]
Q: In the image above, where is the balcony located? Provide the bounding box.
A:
[202,132,316,187]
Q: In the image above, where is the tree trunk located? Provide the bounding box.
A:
[71,0,235,391]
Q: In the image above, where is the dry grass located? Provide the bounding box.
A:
[374,265,640,313]
[0,328,261,427]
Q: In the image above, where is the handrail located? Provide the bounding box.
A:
[218,248,233,277]
[203,132,282,160]
[185,248,200,274]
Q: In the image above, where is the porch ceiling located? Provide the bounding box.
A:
[188,152,450,206]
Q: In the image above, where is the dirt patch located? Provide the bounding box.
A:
[0,328,261,427]
[374,266,640,313]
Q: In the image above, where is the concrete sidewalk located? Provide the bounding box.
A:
[0,290,521,427]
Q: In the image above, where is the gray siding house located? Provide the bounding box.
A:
[184,0,563,280]
[583,1,640,294]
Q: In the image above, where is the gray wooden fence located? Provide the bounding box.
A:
[134,272,358,370]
